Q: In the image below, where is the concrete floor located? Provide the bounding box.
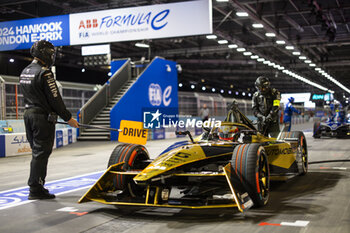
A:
[0,122,349,233]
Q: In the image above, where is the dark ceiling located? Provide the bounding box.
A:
[1,0,350,99]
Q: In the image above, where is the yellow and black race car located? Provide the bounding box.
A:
[79,103,308,212]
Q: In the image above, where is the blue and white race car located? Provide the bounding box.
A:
[313,119,350,138]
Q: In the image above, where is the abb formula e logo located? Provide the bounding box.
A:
[148,83,172,107]
[79,19,98,29]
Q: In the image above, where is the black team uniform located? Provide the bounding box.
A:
[252,76,281,138]
[20,40,73,200]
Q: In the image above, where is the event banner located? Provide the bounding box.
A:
[0,0,212,51]
[69,0,212,45]
[0,15,70,51]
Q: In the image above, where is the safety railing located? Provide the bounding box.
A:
[109,59,131,99]
[79,59,132,125]
[80,83,109,125]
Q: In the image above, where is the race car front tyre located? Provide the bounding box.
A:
[231,144,270,207]
[313,122,321,138]
[108,143,150,195]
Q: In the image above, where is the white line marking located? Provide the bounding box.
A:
[280,220,309,227]
[0,170,103,195]
[57,207,79,212]
[332,167,347,170]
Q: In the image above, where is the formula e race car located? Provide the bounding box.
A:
[313,120,350,138]
[79,103,308,212]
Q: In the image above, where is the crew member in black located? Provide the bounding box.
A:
[20,40,79,200]
[252,76,281,137]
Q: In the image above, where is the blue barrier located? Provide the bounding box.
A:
[110,57,179,141]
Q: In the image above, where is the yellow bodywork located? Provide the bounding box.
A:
[134,144,231,182]
[79,162,247,211]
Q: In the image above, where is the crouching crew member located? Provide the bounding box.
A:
[20,40,79,200]
[252,76,281,137]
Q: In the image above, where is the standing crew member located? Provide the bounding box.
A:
[199,103,210,122]
[20,40,79,200]
[252,76,281,137]
[283,97,301,132]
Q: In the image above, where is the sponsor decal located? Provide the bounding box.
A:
[266,147,294,156]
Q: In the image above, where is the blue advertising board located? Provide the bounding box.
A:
[0,135,5,157]
[0,15,70,51]
[68,129,72,144]
[110,57,178,141]
[56,130,63,148]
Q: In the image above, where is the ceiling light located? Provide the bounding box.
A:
[251,55,259,59]
[292,51,301,55]
[257,58,265,62]
[191,84,195,89]
[309,63,316,67]
[216,0,229,2]
[243,52,252,56]
[212,88,216,92]
[9,58,14,63]
[228,90,232,94]
[263,60,270,64]
[236,48,246,52]
[206,35,217,39]
[304,60,311,63]
[315,68,321,71]
[236,12,248,17]
[220,89,224,93]
[252,23,264,28]
[202,86,206,91]
[285,45,294,50]
[242,92,246,96]
[276,40,286,44]
[265,32,276,37]
[108,72,112,77]
[228,44,238,49]
[179,83,183,87]
[278,66,285,70]
[135,42,150,48]
[81,68,85,72]
[299,56,306,60]
[218,40,228,44]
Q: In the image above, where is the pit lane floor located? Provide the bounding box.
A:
[0,122,349,233]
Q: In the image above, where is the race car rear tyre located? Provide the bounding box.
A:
[277,131,308,175]
[313,121,321,138]
[231,144,269,207]
[108,143,150,195]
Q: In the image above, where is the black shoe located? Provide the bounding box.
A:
[28,189,55,200]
